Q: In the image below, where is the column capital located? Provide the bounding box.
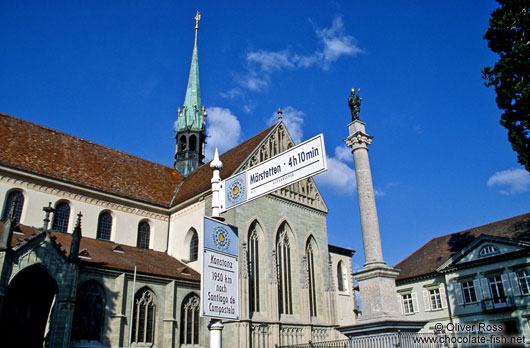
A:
[345,131,373,151]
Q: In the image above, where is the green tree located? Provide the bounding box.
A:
[482,0,530,172]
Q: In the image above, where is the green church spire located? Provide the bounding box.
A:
[177,11,206,132]
[174,11,207,177]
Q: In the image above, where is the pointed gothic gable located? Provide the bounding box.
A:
[237,121,328,213]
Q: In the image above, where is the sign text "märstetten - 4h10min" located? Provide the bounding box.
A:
[219,134,327,212]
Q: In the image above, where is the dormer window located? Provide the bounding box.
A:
[479,245,499,257]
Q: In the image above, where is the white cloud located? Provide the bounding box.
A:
[240,73,269,91]
[374,188,386,197]
[487,168,530,195]
[267,106,305,144]
[315,145,385,196]
[220,88,243,99]
[247,50,295,72]
[230,16,362,93]
[204,107,242,161]
[314,17,363,68]
[335,145,354,163]
[316,156,356,194]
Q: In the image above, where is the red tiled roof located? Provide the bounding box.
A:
[0,112,275,208]
[395,213,530,282]
[0,222,200,281]
[0,113,183,207]
[172,124,276,206]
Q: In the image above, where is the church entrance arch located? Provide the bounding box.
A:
[0,264,58,347]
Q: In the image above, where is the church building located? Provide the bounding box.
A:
[0,12,357,348]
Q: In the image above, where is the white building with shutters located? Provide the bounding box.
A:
[393,213,530,339]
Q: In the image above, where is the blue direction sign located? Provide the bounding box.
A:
[201,217,239,320]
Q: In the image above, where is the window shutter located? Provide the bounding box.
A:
[509,272,521,296]
[454,281,464,305]
[440,284,448,308]
[412,292,419,313]
[473,279,483,301]
[480,278,491,299]
[501,274,512,296]
[423,290,430,311]
[397,295,404,314]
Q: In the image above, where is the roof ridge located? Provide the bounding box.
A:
[219,123,276,158]
[430,212,530,241]
[0,112,180,174]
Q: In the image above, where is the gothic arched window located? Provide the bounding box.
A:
[179,135,187,151]
[132,287,156,344]
[71,280,106,342]
[137,221,150,249]
[189,230,198,262]
[1,190,24,224]
[306,239,317,317]
[180,293,200,345]
[52,201,70,233]
[248,221,260,313]
[96,211,112,240]
[189,135,197,151]
[337,261,345,292]
[276,222,293,315]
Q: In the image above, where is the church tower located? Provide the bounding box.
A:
[174,11,207,177]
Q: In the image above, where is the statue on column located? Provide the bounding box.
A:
[348,88,362,121]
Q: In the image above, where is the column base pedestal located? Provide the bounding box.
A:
[353,264,403,322]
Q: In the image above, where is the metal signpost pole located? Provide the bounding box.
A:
[208,148,225,348]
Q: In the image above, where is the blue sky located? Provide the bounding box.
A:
[1,1,528,268]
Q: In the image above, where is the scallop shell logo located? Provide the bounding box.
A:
[227,177,245,204]
[212,226,230,250]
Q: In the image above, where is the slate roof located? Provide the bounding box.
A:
[0,112,275,208]
[0,221,200,281]
[394,213,530,282]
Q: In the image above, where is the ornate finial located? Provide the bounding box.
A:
[210,148,223,170]
[194,11,201,46]
[195,11,201,30]
[75,212,83,229]
[69,212,83,261]
[277,107,283,121]
[177,107,181,117]
[348,88,362,121]
[193,102,197,110]
[42,202,54,230]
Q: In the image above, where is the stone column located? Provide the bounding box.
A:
[344,119,402,321]
[345,120,385,268]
